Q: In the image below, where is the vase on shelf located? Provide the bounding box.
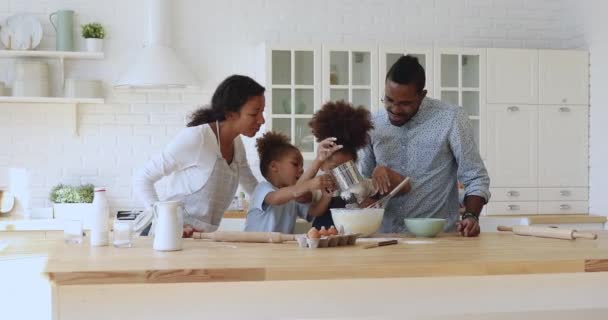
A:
[85,38,103,52]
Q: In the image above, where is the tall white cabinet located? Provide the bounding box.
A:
[434,48,487,159]
[378,47,434,98]
[322,45,378,112]
[257,45,321,159]
[486,49,589,215]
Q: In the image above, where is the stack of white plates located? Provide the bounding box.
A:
[12,60,50,97]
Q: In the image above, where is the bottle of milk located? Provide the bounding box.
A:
[90,187,109,246]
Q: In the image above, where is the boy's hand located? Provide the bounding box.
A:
[316,137,343,162]
[308,174,336,192]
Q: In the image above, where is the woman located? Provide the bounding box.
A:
[133,75,265,237]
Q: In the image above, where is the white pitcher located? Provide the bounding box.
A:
[152,200,183,251]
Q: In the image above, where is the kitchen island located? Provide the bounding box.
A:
[41,232,608,319]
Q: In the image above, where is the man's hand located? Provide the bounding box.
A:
[457,218,480,237]
[371,166,392,195]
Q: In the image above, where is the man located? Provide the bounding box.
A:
[359,55,490,237]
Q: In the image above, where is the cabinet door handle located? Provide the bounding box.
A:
[506,191,520,197]
[559,107,570,112]
[507,205,520,211]
[559,204,571,210]
[559,190,571,196]
[507,106,519,112]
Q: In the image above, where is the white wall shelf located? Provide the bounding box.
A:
[0,50,104,60]
[0,97,105,136]
[0,97,104,104]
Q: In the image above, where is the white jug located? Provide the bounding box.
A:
[152,201,183,251]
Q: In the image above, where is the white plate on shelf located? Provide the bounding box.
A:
[0,14,43,50]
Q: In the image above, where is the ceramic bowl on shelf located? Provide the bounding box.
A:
[14,60,49,81]
[12,80,50,97]
[64,79,103,98]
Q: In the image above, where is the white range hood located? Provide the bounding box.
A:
[115,0,197,88]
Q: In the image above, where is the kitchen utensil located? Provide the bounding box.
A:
[363,239,398,249]
[404,218,446,237]
[49,10,74,51]
[331,160,362,192]
[152,200,183,251]
[330,208,384,237]
[192,231,296,243]
[366,177,411,209]
[0,14,43,50]
[497,225,597,240]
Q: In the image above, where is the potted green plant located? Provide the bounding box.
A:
[81,22,105,52]
[50,184,95,227]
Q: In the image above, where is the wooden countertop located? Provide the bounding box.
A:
[43,231,608,285]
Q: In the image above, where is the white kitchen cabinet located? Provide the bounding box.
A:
[322,45,378,112]
[258,45,322,159]
[378,47,433,98]
[486,201,538,215]
[537,201,588,215]
[538,187,588,201]
[434,48,486,159]
[538,105,589,187]
[487,48,538,104]
[487,104,538,187]
[490,187,538,202]
[539,50,589,105]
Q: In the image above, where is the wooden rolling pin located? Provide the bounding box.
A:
[497,225,597,240]
[192,231,296,243]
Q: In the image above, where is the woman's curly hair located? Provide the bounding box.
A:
[256,131,300,179]
[309,100,373,160]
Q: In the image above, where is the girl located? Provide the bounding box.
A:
[133,75,265,237]
[244,132,339,234]
[307,100,411,229]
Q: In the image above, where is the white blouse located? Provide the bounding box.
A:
[133,123,258,210]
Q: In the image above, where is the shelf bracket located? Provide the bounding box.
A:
[69,103,78,136]
[59,57,65,91]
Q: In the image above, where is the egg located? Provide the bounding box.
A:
[328,225,338,235]
[307,227,320,239]
[319,226,329,237]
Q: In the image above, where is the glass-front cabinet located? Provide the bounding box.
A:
[379,47,434,99]
[263,46,321,159]
[322,46,378,112]
[434,48,487,159]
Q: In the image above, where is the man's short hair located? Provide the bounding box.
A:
[385,55,426,93]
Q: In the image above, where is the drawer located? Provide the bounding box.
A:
[490,188,538,201]
[538,188,588,201]
[538,201,588,214]
[486,202,538,215]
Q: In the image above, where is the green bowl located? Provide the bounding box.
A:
[404,218,446,237]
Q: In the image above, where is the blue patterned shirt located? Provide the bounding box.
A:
[358,97,491,233]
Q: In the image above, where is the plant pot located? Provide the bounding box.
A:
[53,203,94,229]
[85,38,103,52]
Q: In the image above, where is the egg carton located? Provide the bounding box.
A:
[295,233,360,249]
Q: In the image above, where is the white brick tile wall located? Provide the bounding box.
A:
[0,0,586,213]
